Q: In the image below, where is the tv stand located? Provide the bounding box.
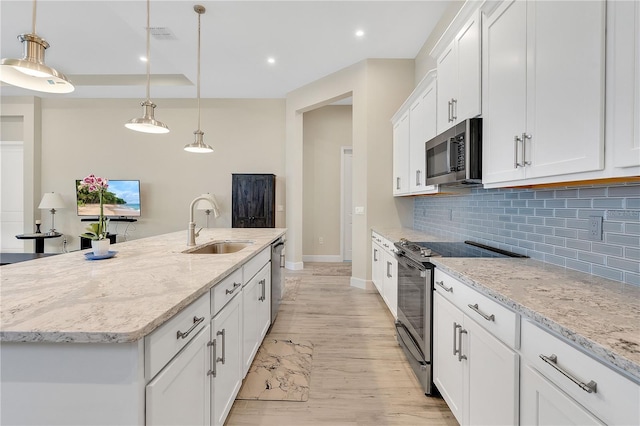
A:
[80,217,137,222]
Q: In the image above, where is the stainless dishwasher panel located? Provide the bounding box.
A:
[270,237,285,323]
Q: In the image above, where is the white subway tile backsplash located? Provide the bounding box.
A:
[413,183,640,285]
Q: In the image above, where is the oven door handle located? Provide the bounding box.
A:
[394,254,427,277]
[395,321,426,363]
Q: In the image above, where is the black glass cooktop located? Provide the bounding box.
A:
[416,241,519,258]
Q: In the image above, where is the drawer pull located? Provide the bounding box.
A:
[468,303,495,322]
[435,280,453,293]
[259,278,266,301]
[540,354,597,394]
[176,315,205,339]
[207,340,217,377]
[225,282,241,295]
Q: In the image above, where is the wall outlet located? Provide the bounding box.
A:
[277,205,284,212]
[355,206,365,215]
[588,216,603,241]
[319,237,324,245]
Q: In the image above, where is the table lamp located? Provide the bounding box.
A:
[38,192,65,234]
[195,193,221,228]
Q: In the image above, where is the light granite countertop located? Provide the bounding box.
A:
[372,227,640,382]
[0,228,286,344]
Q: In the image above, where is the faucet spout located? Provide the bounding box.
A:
[187,195,215,246]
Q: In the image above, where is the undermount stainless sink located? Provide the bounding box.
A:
[182,240,253,254]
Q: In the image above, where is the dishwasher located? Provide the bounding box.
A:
[270,237,286,323]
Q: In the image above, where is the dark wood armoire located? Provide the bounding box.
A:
[231,174,276,228]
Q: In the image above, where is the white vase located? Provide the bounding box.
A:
[91,239,110,256]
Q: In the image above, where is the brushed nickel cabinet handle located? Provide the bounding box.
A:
[216,329,226,365]
[468,303,495,322]
[207,340,217,377]
[373,248,378,262]
[458,328,467,362]
[448,100,453,123]
[259,278,266,302]
[225,282,241,295]
[452,98,457,121]
[176,315,205,339]
[540,354,597,393]
[386,261,392,278]
[522,133,532,165]
[396,177,401,190]
[453,322,461,356]
[435,280,453,293]
[416,170,421,186]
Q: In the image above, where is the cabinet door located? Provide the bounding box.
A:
[211,295,242,426]
[520,363,605,426]
[482,0,528,184]
[371,242,383,294]
[382,251,398,318]
[525,0,605,179]
[392,112,410,196]
[409,81,438,194]
[455,11,481,123]
[146,325,211,426]
[611,0,640,168]
[465,316,519,426]
[242,264,271,377]
[433,293,464,424]
[437,41,458,133]
[232,174,275,228]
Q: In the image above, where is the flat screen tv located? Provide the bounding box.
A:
[76,179,141,217]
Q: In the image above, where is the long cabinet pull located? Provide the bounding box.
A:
[176,315,205,339]
[448,100,453,123]
[514,135,523,168]
[373,248,378,262]
[225,282,241,295]
[467,303,495,322]
[207,340,217,377]
[451,98,457,121]
[540,354,597,394]
[435,280,453,293]
[396,177,401,190]
[280,253,285,268]
[386,261,392,278]
[522,133,532,165]
[216,329,226,365]
[416,170,421,186]
[458,328,468,362]
[259,278,266,302]
[453,322,461,356]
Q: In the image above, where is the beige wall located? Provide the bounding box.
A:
[286,59,415,287]
[302,105,352,258]
[31,98,285,251]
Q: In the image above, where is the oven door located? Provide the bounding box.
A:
[394,253,432,362]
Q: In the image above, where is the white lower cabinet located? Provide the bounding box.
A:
[242,262,271,377]
[211,294,242,426]
[146,325,212,426]
[520,363,604,426]
[433,291,518,425]
[371,232,397,318]
[371,238,384,294]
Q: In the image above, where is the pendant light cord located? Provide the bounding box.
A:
[31,0,37,34]
[197,9,202,131]
[145,0,151,101]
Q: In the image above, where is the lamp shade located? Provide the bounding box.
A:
[195,193,220,218]
[38,192,65,209]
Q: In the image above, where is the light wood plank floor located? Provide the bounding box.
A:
[226,263,457,426]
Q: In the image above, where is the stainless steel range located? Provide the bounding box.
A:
[393,239,526,395]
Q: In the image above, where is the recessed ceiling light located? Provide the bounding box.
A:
[355,29,365,38]
[267,57,276,65]
[140,56,148,62]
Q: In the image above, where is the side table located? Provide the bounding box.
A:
[15,232,63,254]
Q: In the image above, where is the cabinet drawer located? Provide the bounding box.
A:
[243,247,270,284]
[434,268,518,348]
[211,269,243,316]
[145,293,210,380]
[520,320,640,426]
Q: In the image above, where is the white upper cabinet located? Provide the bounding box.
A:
[482,0,606,187]
[610,0,640,169]
[391,70,439,197]
[435,9,482,133]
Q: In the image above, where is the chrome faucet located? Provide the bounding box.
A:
[188,195,216,246]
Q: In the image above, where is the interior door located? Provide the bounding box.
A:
[1,141,24,252]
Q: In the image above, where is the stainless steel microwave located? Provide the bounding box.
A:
[425,118,482,186]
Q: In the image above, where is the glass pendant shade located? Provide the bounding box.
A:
[184,130,213,153]
[125,100,170,134]
[0,33,74,94]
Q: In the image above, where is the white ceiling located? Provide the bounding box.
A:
[0,0,451,99]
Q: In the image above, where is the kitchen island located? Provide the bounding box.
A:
[1,228,286,425]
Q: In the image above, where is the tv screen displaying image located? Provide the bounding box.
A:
[76,179,141,217]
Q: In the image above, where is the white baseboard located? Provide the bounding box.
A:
[285,261,304,271]
[350,277,374,290]
[302,255,343,263]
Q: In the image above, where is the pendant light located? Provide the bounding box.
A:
[0,0,74,93]
[184,5,213,154]
[125,0,169,134]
